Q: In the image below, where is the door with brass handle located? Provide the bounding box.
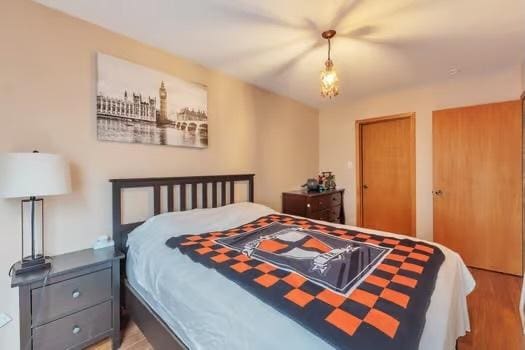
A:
[432,100,522,275]
[358,115,415,235]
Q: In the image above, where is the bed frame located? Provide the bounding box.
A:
[110,174,255,349]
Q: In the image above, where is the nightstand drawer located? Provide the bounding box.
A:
[32,268,111,325]
[33,300,112,350]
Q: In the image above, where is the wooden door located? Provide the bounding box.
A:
[433,100,522,275]
[357,114,416,236]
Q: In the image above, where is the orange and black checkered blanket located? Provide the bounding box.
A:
[166,214,444,350]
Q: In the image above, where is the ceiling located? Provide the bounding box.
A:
[36,0,525,108]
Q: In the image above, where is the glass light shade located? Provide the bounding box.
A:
[320,59,339,98]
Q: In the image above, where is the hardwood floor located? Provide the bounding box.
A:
[88,268,523,350]
[86,316,152,350]
[457,269,524,350]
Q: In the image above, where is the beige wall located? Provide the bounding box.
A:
[0,1,318,348]
[320,66,523,241]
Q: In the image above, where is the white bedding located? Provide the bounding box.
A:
[126,202,475,350]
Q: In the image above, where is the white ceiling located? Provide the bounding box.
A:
[36,0,525,108]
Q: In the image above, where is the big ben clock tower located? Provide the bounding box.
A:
[158,81,168,124]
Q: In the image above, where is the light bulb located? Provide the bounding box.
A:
[320,59,339,98]
[322,71,337,85]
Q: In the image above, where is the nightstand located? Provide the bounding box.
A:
[11,247,124,350]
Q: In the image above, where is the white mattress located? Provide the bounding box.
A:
[126,202,475,350]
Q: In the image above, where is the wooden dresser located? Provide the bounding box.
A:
[282,189,345,224]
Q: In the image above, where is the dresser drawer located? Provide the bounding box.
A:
[33,300,112,350]
[310,208,331,222]
[330,192,342,207]
[329,205,342,223]
[32,268,111,325]
[308,195,331,212]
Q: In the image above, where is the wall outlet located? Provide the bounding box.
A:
[0,313,12,328]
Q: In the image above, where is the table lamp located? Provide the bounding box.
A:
[0,151,71,275]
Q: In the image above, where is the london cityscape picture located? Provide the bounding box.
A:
[96,53,208,148]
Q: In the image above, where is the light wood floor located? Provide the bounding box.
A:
[87,318,152,350]
[457,268,524,350]
[89,268,524,350]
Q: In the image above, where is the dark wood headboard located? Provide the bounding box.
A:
[110,174,255,252]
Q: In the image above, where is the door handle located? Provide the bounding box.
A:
[363,184,369,189]
[433,189,443,196]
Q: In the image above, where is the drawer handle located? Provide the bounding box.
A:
[72,326,81,335]
[307,204,311,208]
[72,289,81,299]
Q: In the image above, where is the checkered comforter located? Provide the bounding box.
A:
[166,214,444,350]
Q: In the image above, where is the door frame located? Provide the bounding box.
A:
[355,112,416,235]
[522,92,525,277]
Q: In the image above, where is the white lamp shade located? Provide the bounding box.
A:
[0,153,71,198]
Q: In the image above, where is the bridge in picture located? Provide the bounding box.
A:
[175,120,208,137]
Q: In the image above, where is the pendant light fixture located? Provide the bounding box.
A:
[320,30,339,99]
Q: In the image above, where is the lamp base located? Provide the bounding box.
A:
[13,255,51,275]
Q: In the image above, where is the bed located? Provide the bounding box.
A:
[111,174,475,350]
